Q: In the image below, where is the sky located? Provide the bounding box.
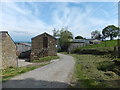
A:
[0,2,118,42]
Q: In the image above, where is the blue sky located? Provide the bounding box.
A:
[0,2,118,42]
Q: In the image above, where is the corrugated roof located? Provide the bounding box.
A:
[72,39,89,43]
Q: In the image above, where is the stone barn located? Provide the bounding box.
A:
[31,32,57,60]
[0,31,17,69]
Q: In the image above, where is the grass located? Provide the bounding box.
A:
[31,55,59,63]
[82,40,117,49]
[59,52,68,55]
[71,54,120,88]
[63,40,120,88]
[2,63,48,82]
[2,55,59,82]
[72,40,118,54]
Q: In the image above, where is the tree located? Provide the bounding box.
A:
[53,28,60,38]
[102,25,119,40]
[75,36,84,39]
[58,28,73,52]
[91,30,102,40]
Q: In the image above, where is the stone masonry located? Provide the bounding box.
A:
[31,32,57,60]
[0,31,17,69]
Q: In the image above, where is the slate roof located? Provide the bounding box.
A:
[32,32,57,40]
[16,43,31,47]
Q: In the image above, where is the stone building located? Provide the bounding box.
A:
[0,31,17,69]
[31,32,57,60]
[16,43,31,53]
[16,43,31,58]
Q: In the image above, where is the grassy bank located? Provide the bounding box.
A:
[2,63,48,82]
[71,54,120,88]
[81,40,117,49]
[72,40,118,54]
[31,55,59,63]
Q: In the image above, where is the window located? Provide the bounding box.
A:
[43,36,48,48]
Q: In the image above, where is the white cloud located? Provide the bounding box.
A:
[51,3,117,38]
[1,0,119,2]
[0,2,118,41]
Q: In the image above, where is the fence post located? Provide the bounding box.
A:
[118,46,120,58]
[114,46,116,58]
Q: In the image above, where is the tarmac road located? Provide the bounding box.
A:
[2,53,75,88]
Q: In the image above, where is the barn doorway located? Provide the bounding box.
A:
[43,36,48,48]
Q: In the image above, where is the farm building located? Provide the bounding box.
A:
[0,31,17,69]
[68,39,101,53]
[16,43,31,58]
[68,39,89,52]
[31,32,57,60]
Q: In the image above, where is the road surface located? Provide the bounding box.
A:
[18,59,33,67]
[3,53,75,88]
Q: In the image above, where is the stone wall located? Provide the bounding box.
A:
[47,36,57,56]
[0,31,17,69]
[31,33,57,60]
[0,33,2,69]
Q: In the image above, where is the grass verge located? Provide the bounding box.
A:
[59,52,68,55]
[2,63,48,82]
[31,56,59,63]
[71,54,120,88]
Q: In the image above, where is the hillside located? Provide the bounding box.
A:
[83,40,117,49]
[71,40,120,88]
[73,40,118,53]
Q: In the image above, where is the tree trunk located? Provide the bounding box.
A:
[110,35,113,40]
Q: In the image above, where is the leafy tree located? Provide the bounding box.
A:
[75,36,84,39]
[91,30,102,40]
[58,28,73,52]
[102,25,119,40]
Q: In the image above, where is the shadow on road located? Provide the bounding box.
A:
[2,78,71,89]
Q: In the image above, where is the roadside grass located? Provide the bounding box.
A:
[2,55,59,82]
[31,55,59,63]
[63,40,120,88]
[71,54,120,88]
[2,63,48,82]
[114,58,120,61]
[59,52,68,55]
